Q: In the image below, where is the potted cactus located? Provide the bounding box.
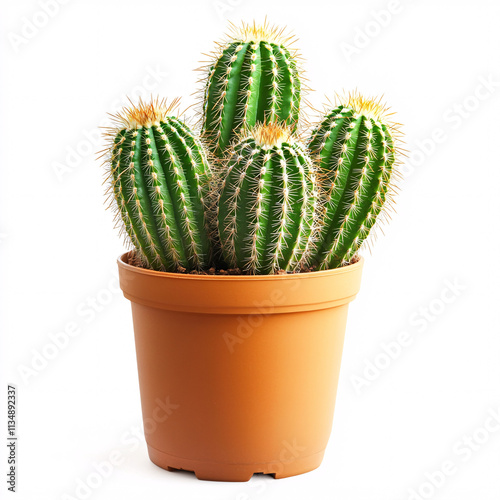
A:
[101,21,402,482]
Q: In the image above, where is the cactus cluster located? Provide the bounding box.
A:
[102,22,402,275]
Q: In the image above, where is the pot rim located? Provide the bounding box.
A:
[117,251,364,282]
[118,251,364,314]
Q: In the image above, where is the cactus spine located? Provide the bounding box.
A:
[202,21,302,157]
[308,94,400,269]
[105,99,212,272]
[217,123,317,274]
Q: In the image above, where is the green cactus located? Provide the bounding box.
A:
[216,123,317,274]
[104,98,212,272]
[201,21,302,158]
[308,94,400,269]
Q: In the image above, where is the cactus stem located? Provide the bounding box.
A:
[196,20,306,158]
[102,97,213,272]
[307,91,404,269]
[216,123,317,274]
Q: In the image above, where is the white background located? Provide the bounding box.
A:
[1,0,500,499]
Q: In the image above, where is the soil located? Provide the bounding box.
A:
[128,252,360,275]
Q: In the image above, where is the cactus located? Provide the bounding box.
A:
[103,98,213,272]
[201,21,302,158]
[308,94,401,269]
[216,123,317,274]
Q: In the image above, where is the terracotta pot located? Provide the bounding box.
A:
[118,251,363,481]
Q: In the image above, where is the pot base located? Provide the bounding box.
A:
[148,445,324,482]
